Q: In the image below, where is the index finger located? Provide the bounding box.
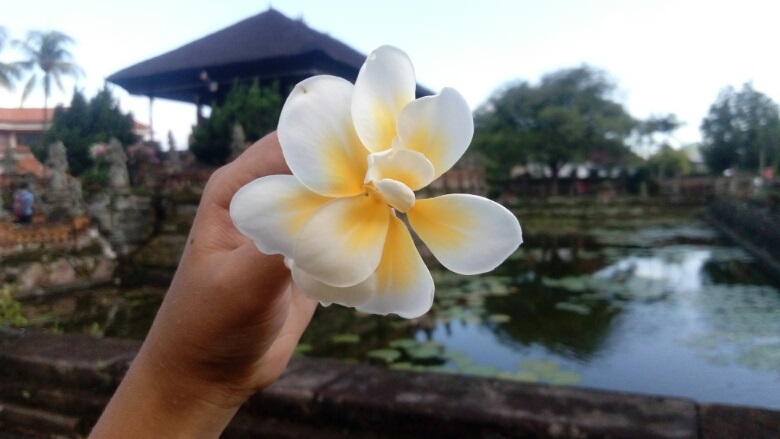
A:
[206,132,292,209]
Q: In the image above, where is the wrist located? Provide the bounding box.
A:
[90,340,249,439]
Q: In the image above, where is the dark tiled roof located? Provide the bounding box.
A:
[108,8,431,103]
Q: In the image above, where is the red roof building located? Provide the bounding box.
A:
[0,108,50,149]
[0,107,150,177]
[0,107,151,149]
[0,145,46,177]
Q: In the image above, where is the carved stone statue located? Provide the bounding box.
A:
[107,138,130,190]
[3,143,17,176]
[230,122,247,157]
[166,130,182,175]
[46,141,69,190]
[0,182,6,219]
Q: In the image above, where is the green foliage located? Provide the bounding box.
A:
[701,83,780,173]
[79,163,110,190]
[473,66,636,182]
[41,87,138,176]
[0,286,27,328]
[647,144,692,178]
[0,26,22,91]
[15,30,83,108]
[190,80,284,166]
[632,114,684,158]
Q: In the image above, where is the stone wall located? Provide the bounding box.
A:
[708,197,780,281]
[0,222,116,299]
[1,330,778,438]
[88,194,155,258]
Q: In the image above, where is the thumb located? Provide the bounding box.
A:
[214,240,292,309]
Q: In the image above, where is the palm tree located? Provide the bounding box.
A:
[0,26,21,92]
[15,30,82,125]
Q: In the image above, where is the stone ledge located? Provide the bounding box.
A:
[0,401,83,436]
[313,365,697,439]
[699,404,780,439]
[0,382,109,420]
[1,330,779,438]
[0,330,137,392]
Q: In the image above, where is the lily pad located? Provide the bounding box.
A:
[497,371,539,383]
[459,364,501,377]
[488,314,512,323]
[443,351,474,368]
[518,360,581,386]
[294,343,313,354]
[330,334,360,344]
[519,360,560,375]
[389,362,415,370]
[366,349,402,365]
[463,315,482,325]
[544,276,590,292]
[555,302,591,315]
[548,371,582,386]
[388,320,410,330]
[388,338,418,350]
[406,344,444,362]
[737,344,780,372]
[424,365,457,374]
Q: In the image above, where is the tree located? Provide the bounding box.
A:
[632,113,684,158]
[647,144,692,179]
[473,66,636,193]
[0,27,20,92]
[15,30,82,125]
[42,87,138,176]
[190,80,284,165]
[700,83,780,173]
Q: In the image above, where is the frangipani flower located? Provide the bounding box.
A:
[230,45,522,319]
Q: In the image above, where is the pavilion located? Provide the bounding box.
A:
[107,8,431,130]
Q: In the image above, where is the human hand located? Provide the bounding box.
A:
[90,133,317,438]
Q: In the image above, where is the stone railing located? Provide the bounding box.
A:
[1,330,778,438]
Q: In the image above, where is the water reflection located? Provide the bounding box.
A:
[411,222,780,408]
[22,217,780,408]
[595,248,710,294]
[482,288,619,361]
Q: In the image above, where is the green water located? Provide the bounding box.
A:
[23,202,780,409]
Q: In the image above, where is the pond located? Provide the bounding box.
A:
[23,202,780,410]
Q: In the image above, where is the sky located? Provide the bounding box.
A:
[1,0,778,150]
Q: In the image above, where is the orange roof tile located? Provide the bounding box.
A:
[0,145,46,177]
[0,107,58,123]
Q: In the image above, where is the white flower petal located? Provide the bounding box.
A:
[294,191,391,287]
[291,262,376,307]
[373,179,415,213]
[278,75,368,197]
[230,175,330,256]
[407,194,522,275]
[395,87,474,179]
[365,149,435,191]
[355,215,434,319]
[352,45,416,153]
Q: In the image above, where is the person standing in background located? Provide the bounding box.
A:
[13,183,34,224]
